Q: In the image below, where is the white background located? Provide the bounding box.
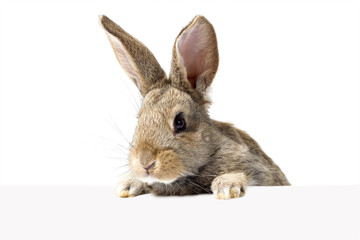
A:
[1,0,359,187]
[1,186,359,240]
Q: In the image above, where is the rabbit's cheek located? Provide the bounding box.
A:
[150,150,184,183]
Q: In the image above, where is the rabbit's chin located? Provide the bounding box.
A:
[139,175,176,185]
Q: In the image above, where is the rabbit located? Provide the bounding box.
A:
[100,15,290,200]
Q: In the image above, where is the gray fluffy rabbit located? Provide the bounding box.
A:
[100,15,290,199]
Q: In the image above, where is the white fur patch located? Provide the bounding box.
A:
[140,176,175,185]
[223,187,230,199]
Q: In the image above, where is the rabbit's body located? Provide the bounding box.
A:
[151,120,290,196]
[100,15,290,199]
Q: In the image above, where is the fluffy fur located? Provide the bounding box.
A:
[100,15,290,200]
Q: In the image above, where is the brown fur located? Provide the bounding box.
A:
[100,15,290,200]
[100,15,168,96]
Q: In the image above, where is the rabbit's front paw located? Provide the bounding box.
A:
[115,173,146,198]
[211,172,248,200]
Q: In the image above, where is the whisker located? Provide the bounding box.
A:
[165,182,169,194]
[181,170,217,178]
[105,114,134,148]
[191,174,217,177]
[175,182,184,192]
[111,164,130,174]
[97,135,131,153]
[113,145,130,153]
[188,180,211,194]
[114,169,131,179]
[105,155,129,161]
[178,173,211,194]
[103,146,130,157]
[184,181,203,194]
[119,76,141,112]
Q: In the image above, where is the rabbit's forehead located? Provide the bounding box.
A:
[141,87,193,113]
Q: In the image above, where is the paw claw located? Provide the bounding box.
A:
[118,190,130,198]
[211,173,247,200]
[216,187,242,200]
[239,187,245,197]
[230,187,240,198]
[217,193,226,200]
[115,173,146,198]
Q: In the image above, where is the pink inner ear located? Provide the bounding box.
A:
[115,43,138,79]
[178,23,208,88]
[107,33,140,85]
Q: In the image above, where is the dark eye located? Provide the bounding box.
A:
[174,113,186,133]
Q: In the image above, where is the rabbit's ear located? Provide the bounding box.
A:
[100,15,167,96]
[170,16,219,94]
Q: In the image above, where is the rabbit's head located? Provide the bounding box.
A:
[100,15,219,184]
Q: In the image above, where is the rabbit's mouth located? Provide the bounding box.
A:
[129,147,184,184]
[139,175,176,185]
[135,163,181,185]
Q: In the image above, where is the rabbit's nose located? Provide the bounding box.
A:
[138,150,154,165]
[143,161,156,171]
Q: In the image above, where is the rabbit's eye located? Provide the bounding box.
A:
[174,113,186,133]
